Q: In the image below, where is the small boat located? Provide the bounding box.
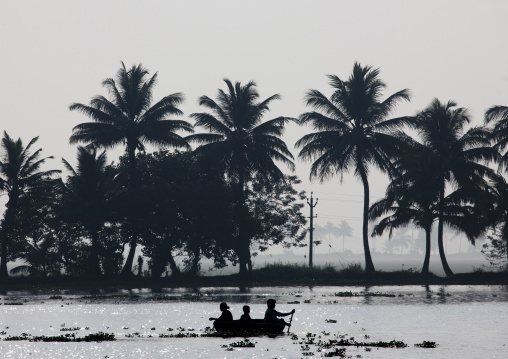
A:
[213,319,286,333]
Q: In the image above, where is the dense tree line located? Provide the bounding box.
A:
[0,62,507,279]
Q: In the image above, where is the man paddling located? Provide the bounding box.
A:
[264,299,295,327]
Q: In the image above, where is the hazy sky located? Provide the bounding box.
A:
[1,0,508,256]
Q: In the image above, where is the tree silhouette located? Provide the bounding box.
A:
[69,62,193,275]
[57,147,118,276]
[338,220,353,252]
[187,79,295,276]
[0,132,60,277]
[296,63,411,272]
[485,101,508,171]
[407,99,498,276]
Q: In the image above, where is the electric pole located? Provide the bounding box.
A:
[307,192,318,268]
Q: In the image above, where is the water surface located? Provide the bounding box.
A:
[1,286,506,358]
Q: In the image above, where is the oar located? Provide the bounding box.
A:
[287,312,294,333]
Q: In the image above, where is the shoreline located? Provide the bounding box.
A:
[1,269,506,292]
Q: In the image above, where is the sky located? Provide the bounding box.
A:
[1,0,508,259]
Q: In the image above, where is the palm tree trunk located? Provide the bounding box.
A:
[190,246,201,275]
[358,165,375,273]
[90,230,102,277]
[237,170,250,277]
[438,179,454,277]
[168,251,180,277]
[421,225,431,275]
[122,237,137,276]
[121,145,139,276]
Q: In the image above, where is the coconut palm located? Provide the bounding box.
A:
[69,62,193,275]
[485,102,508,170]
[57,147,117,276]
[0,132,60,277]
[186,79,295,275]
[295,62,411,272]
[482,175,508,262]
[407,99,498,276]
[371,143,451,273]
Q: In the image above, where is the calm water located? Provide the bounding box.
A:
[1,286,506,358]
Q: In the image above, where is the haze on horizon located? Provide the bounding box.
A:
[1,0,507,270]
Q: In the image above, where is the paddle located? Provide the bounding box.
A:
[287,311,294,333]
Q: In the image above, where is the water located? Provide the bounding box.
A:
[1,286,507,358]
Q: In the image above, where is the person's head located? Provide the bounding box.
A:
[267,299,276,308]
[219,302,229,311]
[243,305,250,314]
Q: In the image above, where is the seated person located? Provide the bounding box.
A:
[239,305,252,322]
[264,299,295,326]
[209,302,233,321]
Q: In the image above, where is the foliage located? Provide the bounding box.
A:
[406,99,498,276]
[69,62,192,275]
[56,147,121,276]
[296,62,411,273]
[187,79,295,275]
[247,175,308,255]
[0,132,60,277]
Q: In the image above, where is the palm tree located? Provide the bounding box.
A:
[370,144,444,273]
[58,147,117,276]
[69,62,193,275]
[482,175,508,262]
[295,62,411,272]
[408,99,498,276]
[186,79,295,275]
[485,102,508,170]
[0,132,60,277]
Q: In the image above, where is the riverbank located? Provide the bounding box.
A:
[0,264,506,291]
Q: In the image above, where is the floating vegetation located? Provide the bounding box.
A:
[415,341,438,348]
[323,347,347,357]
[334,291,354,297]
[228,338,256,348]
[81,294,140,300]
[3,332,114,342]
[159,332,200,338]
[333,291,396,298]
[60,327,80,332]
[314,337,407,349]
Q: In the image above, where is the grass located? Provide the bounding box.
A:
[0,263,506,290]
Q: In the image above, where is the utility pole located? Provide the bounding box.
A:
[307,192,318,268]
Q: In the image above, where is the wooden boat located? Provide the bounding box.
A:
[213,319,286,333]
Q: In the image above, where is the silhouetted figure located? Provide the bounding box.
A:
[240,305,252,322]
[264,299,295,326]
[209,302,233,321]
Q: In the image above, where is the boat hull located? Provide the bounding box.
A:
[213,319,285,333]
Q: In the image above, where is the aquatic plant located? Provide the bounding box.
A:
[414,341,438,348]
[323,347,347,357]
[60,327,81,331]
[228,338,256,348]
[3,332,114,342]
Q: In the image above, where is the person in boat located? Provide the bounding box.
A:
[209,302,233,321]
[240,305,252,322]
[264,299,295,326]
